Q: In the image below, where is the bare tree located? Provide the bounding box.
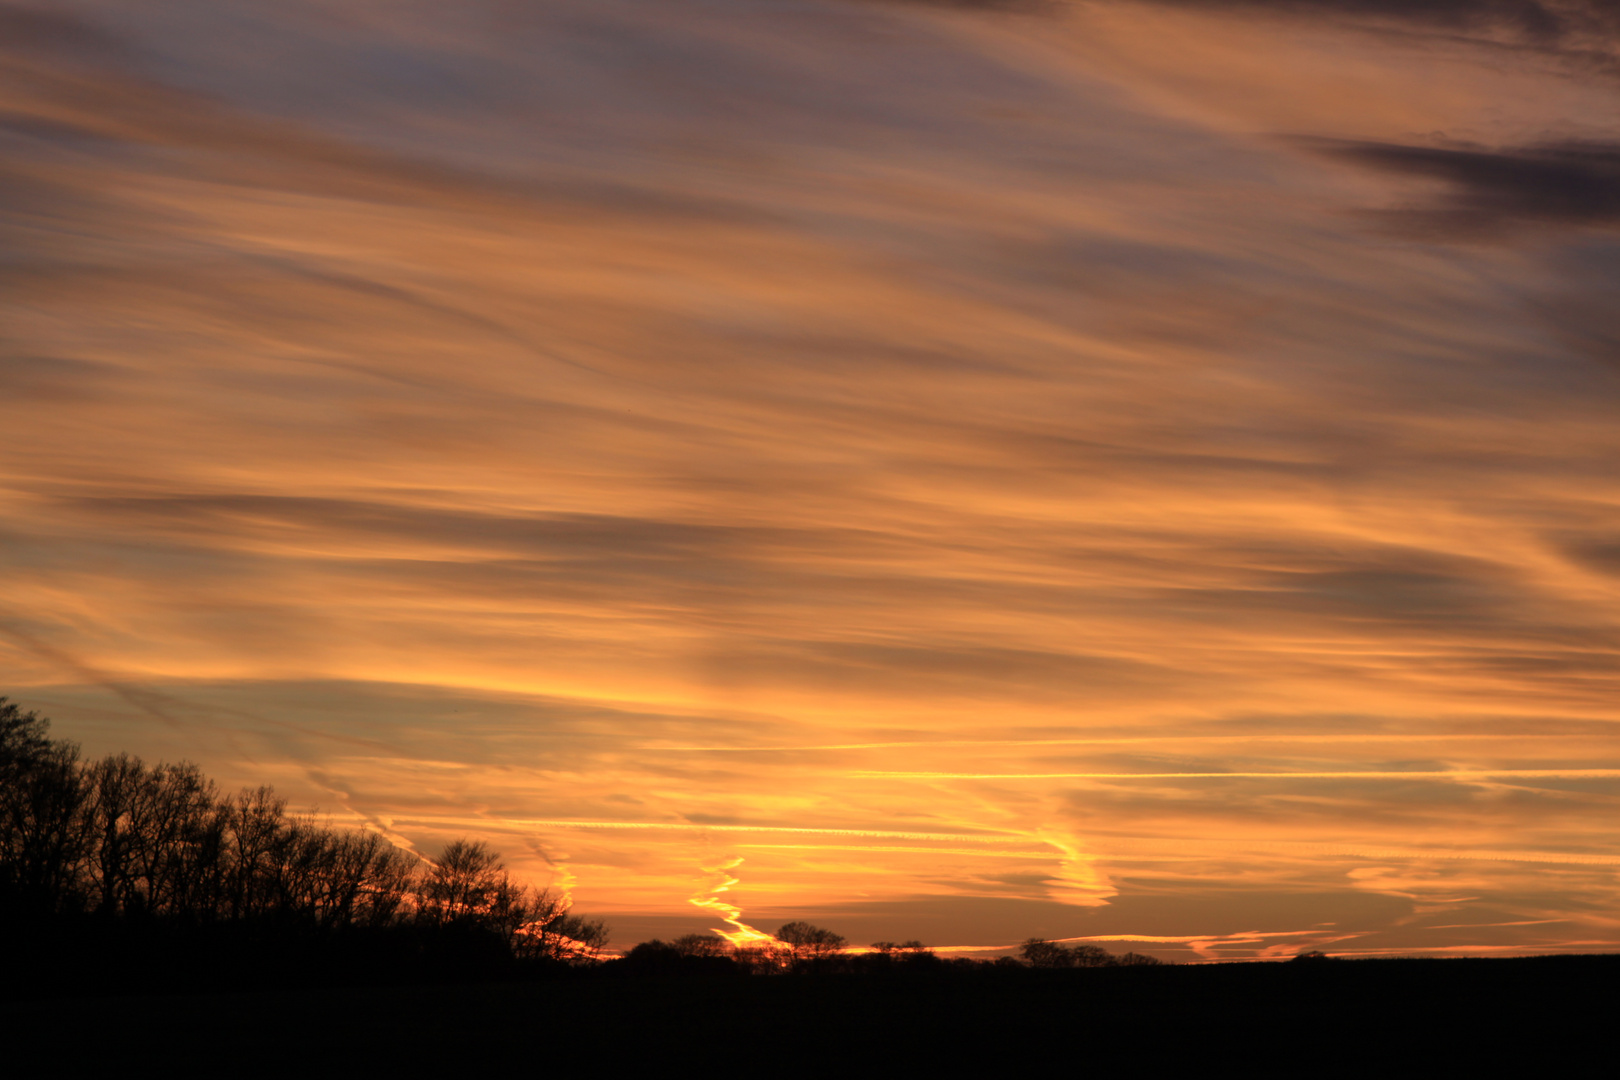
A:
[1021,938,1075,968]
[2,697,613,981]
[0,698,53,778]
[519,911,610,963]
[112,760,221,920]
[671,933,729,958]
[872,940,931,956]
[86,753,148,917]
[776,921,846,965]
[0,729,92,914]
[415,839,604,961]
[1021,938,1122,968]
[416,839,506,927]
[336,831,417,929]
[1,700,91,912]
[1071,944,1115,968]
[221,786,287,920]
[1115,952,1164,966]
[731,944,791,975]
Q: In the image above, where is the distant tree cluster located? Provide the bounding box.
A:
[622,925,955,976]
[1021,938,1163,968]
[0,697,605,989]
[620,924,1168,977]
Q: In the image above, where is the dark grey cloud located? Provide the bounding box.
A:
[1561,540,1620,577]
[1140,0,1619,45]
[849,0,1047,8]
[1316,139,1620,238]
[0,5,132,66]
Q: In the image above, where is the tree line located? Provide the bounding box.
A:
[5,695,1172,995]
[621,924,1165,975]
[0,697,605,993]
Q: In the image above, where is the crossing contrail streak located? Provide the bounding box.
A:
[391,816,1030,843]
[643,733,1602,752]
[735,843,1061,858]
[852,769,1620,781]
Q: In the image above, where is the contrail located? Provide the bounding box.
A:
[736,843,1062,858]
[1038,827,1116,906]
[0,621,189,731]
[471,806,577,909]
[304,768,432,863]
[1037,834,1620,867]
[0,618,436,853]
[311,813,1620,871]
[1312,942,1620,958]
[0,618,403,754]
[393,816,1030,843]
[1052,930,1322,944]
[688,857,787,951]
[852,768,1620,780]
[522,837,577,911]
[1422,919,1568,930]
[643,733,1592,752]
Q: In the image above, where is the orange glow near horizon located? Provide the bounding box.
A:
[5,0,1620,962]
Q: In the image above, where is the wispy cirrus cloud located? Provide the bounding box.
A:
[4,0,1620,957]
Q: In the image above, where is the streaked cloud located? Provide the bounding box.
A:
[3,0,1619,958]
[1133,0,1620,51]
[1318,138,1620,237]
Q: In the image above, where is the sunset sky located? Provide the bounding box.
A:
[5,0,1620,961]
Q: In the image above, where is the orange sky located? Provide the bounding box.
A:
[5,0,1620,961]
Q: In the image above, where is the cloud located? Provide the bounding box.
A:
[1318,138,1620,238]
[7,0,1620,956]
[1137,1,1620,47]
[850,0,1043,8]
[0,5,132,66]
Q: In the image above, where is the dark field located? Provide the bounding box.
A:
[7,955,1613,1071]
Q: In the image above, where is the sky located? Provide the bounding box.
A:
[4,0,1620,961]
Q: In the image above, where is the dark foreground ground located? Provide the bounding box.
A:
[6,955,1614,1072]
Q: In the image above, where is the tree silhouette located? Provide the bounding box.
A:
[1021,938,1131,968]
[0,700,90,915]
[0,698,52,775]
[1021,938,1075,968]
[622,934,734,974]
[671,933,729,958]
[415,838,606,962]
[416,839,508,927]
[0,695,611,992]
[1071,944,1114,968]
[863,939,938,972]
[776,921,846,966]
[1115,952,1163,966]
[517,911,611,963]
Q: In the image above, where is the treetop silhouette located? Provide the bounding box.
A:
[0,696,607,985]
